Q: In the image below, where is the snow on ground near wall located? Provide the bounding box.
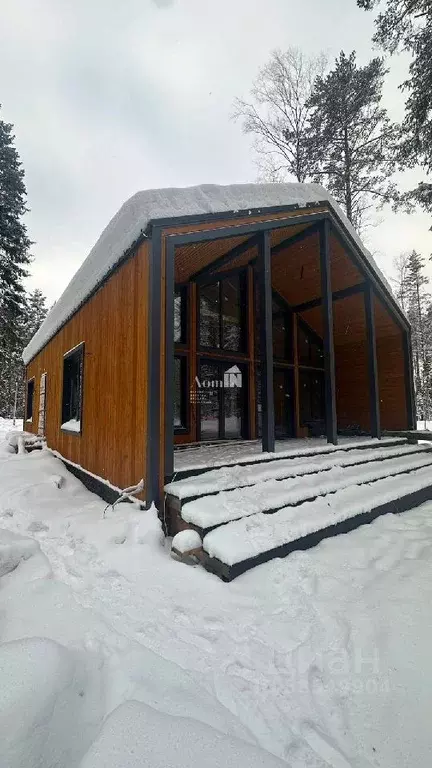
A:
[0,417,432,767]
[417,420,432,431]
[23,182,397,365]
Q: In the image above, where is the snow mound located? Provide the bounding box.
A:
[79,700,286,768]
[0,529,40,578]
[22,182,395,364]
[172,529,202,553]
[0,638,82,768]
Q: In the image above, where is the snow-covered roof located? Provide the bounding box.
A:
[23,182,396,364]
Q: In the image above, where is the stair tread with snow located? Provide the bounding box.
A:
[170,436,407,481]
[202,462,432,581]
[166,442,430,504]
[175,445,432,533]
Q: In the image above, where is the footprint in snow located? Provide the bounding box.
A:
[27,520,49,533]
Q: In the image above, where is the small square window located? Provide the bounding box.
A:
[61,343,84,434]
[26,379,35,422]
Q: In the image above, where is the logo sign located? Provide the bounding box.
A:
[190,365,242,403]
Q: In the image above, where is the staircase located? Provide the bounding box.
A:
[165,437,432,581]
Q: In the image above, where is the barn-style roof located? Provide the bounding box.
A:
[23,182,395,364]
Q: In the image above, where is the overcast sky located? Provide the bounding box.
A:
[1,0,431,304]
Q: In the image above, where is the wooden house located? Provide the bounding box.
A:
[23,184,416,532]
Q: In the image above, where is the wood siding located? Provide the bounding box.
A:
[25,242,150,491]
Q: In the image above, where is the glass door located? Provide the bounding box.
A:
[199,360,247,441]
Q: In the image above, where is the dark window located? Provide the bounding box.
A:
[174,355,188,431]
[272,299,293,362]
[254,284,293,362]
[299,370,325,427]
[200,282,220,348]
[298,323,324,367]
[26,379,35,421]
[174,287,187,344]
[61,344,84,432]
[199,274,246,352]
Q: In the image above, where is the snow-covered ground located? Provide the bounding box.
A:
[0,418,431,767]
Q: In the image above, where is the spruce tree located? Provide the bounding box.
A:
[307,51,400,231]
[0,105,32,417]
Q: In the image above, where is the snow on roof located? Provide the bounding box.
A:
[23,182,395,364]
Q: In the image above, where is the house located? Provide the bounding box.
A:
[23,183,419,570]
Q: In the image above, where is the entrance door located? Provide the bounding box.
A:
[199,360,247,441]
[274,368,295,438]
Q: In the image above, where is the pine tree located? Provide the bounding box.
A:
[357,1,432,215]
[307,51,400,231]
[0,106,32,417]
[404,251,431,423]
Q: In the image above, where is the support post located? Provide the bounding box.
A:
[403,328,417,430]
[319,219,338,445]
[258,230,275,453]
[364,282,381,439]
[164,237,175,479]
[146,227,163,509]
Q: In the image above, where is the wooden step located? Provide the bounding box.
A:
[171,437,407,481]
[202,465,432,581]
[166,442,430,507]
[180,450,432,534]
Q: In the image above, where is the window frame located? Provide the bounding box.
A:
[61,342,85,436]
[25,377,35,423]
[198,268,248,356]
[174,352,189,434]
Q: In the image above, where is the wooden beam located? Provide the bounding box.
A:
[192,234,259,283]
[258,230,275,453]
[292,282,366,314]
[319,219,338,445]
[364,282,381,439]
[192,222,319,285]
[271,221,319,256]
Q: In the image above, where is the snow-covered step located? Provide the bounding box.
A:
[203,464,432,581]
[181,450,432,531]
[166,442,429,502]
[172,436,407,479]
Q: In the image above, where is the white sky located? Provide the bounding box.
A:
[1,0,431,305]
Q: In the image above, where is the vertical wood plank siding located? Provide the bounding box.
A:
[25,242,150,492]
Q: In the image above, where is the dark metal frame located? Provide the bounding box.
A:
[257,230,275,452]
[60,341,85,436]
[151,208,414,504]
[403,328,417,430]
[292,282,366,313]
[146,227,163,507]
[319,219,337,444]
[364,282,381,439]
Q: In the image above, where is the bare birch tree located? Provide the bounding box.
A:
[233,48,327,183]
